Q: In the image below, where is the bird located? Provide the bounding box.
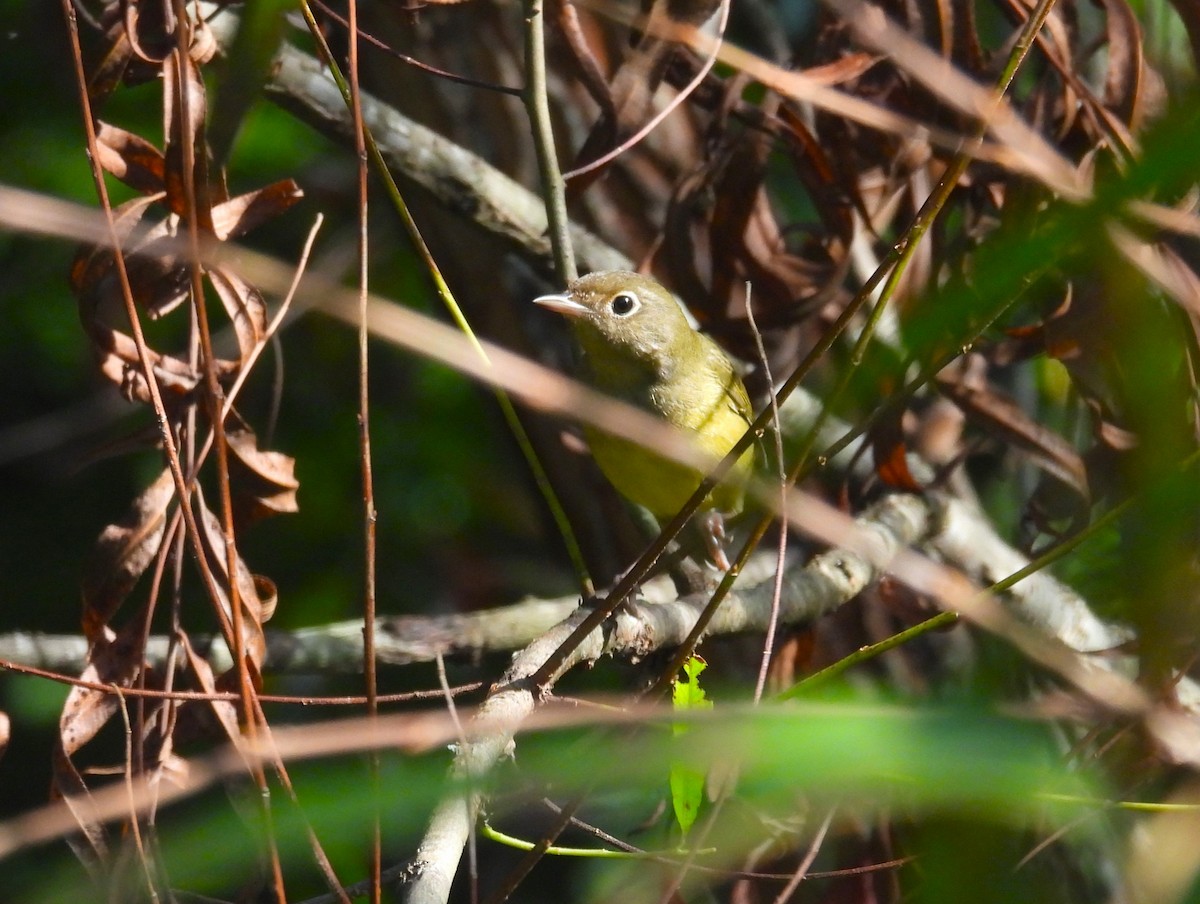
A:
[533,270,755,571]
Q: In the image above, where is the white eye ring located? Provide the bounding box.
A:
[609,292,640,317]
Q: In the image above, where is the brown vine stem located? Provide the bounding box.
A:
[168,2,259,734]
[343,0,384,897]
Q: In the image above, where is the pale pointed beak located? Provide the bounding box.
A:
[533,293,589,318]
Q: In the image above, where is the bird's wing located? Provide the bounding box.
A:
[706,340,753,427]
[724,371,753,427]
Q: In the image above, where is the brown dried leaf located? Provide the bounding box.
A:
[71,200,248,402]
[951,0,986,72]
[668,128,844,336]
[178,635,242,745]
[549,0,616,117]
[227,428,298,494]
[95,345,204,403]
[124,0,174,65]
[156,752,191,789]
[1108,223,1200,319]
[935,370,1090,503]
[58,633,145,761]
[1095,0,1147,128]
[178,634,243,746]
[71,200,190,332]
[255,574,279,623]
[116,217,192,321]
[79,292,207,401]
[80,468,175,643]
[610,5,713,128]
[162,51,214,228]
[568,0,720,188]
[69,195,160,295]
[50,744,110,865]
[226,426,300,525]
[95,121,166,195]
[778,105,857,246]
[52,622,152,865]
[1095,414,1139,451]
[188,15,219,66]
[926,0,955,58]
[994,288,1075,365]
[196,493,268,666]
[870,403,924,491]
[208,266,267,360]
[87,24,134,105]
[210,179,303,242]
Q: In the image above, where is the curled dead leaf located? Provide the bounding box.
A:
[226,425,300,526]
[195,492,268,667]
[665,125,846,353]
[210,180,304,242]
[81,468,175,643]
[162,50,215,229]
[870,402,924,491]
[936,363,1091,534]
[255,574,278,623]
[208,266,267,360]
[95,121,166,195]
[52,621,155,865]
[177,634,242,746]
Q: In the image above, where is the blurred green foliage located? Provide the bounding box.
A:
[10,696,1101,902]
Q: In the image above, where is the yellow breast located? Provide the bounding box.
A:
[583,353,755,519]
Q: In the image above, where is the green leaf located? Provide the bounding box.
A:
[670,656,714,838]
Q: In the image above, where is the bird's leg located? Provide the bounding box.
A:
[699,509,733,572]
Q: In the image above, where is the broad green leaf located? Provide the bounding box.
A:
[670,656,714,838]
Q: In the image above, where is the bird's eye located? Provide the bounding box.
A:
[610,293,639,317]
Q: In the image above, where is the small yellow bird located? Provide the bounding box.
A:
[534,271,755,570]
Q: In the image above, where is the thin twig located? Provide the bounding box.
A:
[771,807,836,904]
[436,653,467,747]
[169,0,261,736]
[116,689,160,903]
[344,0,384,897]
[480,795,588,904]
[745,283,787,704]
[523,0,576,282]
[223,213,323,420]
[310,0,524,96]
[563,0,731,182]
[0,657,482,704]
[777,611,959,699]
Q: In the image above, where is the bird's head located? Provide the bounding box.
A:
[533,270,694,377]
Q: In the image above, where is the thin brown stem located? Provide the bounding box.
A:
[344,1,383,897]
